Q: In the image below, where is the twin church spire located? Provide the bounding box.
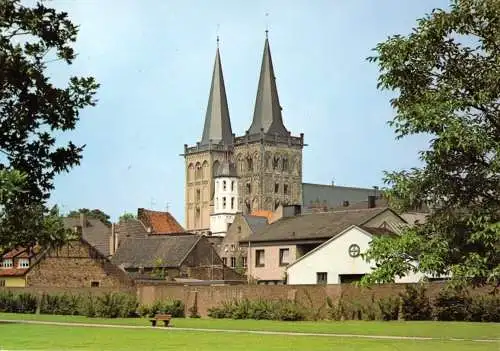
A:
[200,34,288,146]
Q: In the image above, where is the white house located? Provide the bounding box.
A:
[210,158,240,236]
[286,225,425,285]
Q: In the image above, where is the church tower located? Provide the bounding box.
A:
[210,155,240,236]
[182,41,234,233]
[233,34,304,213]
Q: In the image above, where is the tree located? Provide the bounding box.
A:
[119,212,136,222]
[68,208,111,226]
[0,1,99,248]
[361,0,500,289]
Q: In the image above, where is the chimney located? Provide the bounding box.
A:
[368,195,376,208]
[80,212,87,228]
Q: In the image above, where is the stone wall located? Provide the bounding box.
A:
[26,240,133,288]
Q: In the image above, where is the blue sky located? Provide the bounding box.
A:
[45,0,450,224]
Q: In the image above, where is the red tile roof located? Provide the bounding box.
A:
[137,208,184,234]
[0,268,28,277]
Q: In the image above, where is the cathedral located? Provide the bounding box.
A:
[182,34,304,234]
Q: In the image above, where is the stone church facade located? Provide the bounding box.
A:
[183,35,304,233]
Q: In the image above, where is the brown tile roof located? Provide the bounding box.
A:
[112,235,200,269]
[116,219,149,239]
[361,226,398,238]
[137,208,184,234]
[243,208,393,243]
[0,268,28,277]
[63,217,111,257]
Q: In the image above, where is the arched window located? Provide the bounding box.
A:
[223,180,226,191]
[231,181,234,191]
[195,162,202,180]
[246,183,251,194]
[273,156,280,170]
[282,157,289,171]
[222,197,226,209]
[247,157,253,171]
[231,197,235,209]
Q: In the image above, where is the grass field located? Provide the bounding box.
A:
[0,313,498,350]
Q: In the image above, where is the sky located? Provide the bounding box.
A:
[42,0,451,224]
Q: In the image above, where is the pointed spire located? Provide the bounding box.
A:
[200,42,233,146]
[247,34,288,136]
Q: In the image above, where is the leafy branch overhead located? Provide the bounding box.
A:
[0,0,99,249]
[362,0,500,288]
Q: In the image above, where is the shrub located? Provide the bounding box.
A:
[467,295,500,322]
[400,284,432,320]
[144,299,185,318]
[39,293,82,315]
[433,287,471,321]
[207,299,305,321]
[377,296,400,321]
[0,291,16,313]
[94,293,138,318]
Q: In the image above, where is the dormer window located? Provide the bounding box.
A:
[2,259,13,268]
[18,259,29,268]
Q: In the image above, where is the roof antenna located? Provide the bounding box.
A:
[216,23,220,48]
[265,13,269,38]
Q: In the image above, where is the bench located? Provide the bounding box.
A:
[149,313,172,327]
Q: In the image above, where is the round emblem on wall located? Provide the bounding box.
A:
[348,244,361,258]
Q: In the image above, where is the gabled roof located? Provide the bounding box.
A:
[200,46,233,146]
[286,225,397,270]
[111,235,201,269]
[243,208,399,243]
[116,219,148,239]
[63,217,111,256]
[137,208,184,234]
[246,36,289,136]
[243,215,268,233]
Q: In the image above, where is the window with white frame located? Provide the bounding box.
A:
[222,197,226,209]
[18,258,29,268]
[241,256,247,268]
[230,257,236,268]
[2,259,13,268]
[223,180,226,191]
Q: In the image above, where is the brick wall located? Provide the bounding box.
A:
[26,240,133,288]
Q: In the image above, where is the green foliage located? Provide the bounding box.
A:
[207,299,306,321]
[0,291,137,318]
[399,285,432,320]
[67,209,111,226]
[376,296,400,321]
[150,257,166,280]
[466,295,500,322]
[362,0,500,289]
[0,0,99,249]
[119,213,136,222]
[141,300,185,318]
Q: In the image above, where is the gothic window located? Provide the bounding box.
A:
[202,161,209,179]
[273,156,280,171]
[274,183,279,194]
[265,153,271,170]
[196,189,201,202]
[187,163,195,182]
[284,184,289,195]
[282,157,289,171]
[245,200,251,214]
[247,157,253,172]
[231,197,235,210]
[223,180,226,191]
[231,181,234,191]
[195,162,202,180]
[213,160,220,177]
[246,183,251,194]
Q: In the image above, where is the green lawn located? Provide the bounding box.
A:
[0,323,497,351]
[0,312,498,340]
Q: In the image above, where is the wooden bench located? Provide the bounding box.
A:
[149,313,172,327]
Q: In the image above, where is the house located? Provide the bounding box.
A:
[218,213,269,269]
[286,225,425,285]
[0,238,133,288]
[0,247,40,287]
[241,207,408,284]
[137,208,184,234]
[112,234,243,281]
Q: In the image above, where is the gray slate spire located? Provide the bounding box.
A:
[247,36,289,136]
[200,47,233,146]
